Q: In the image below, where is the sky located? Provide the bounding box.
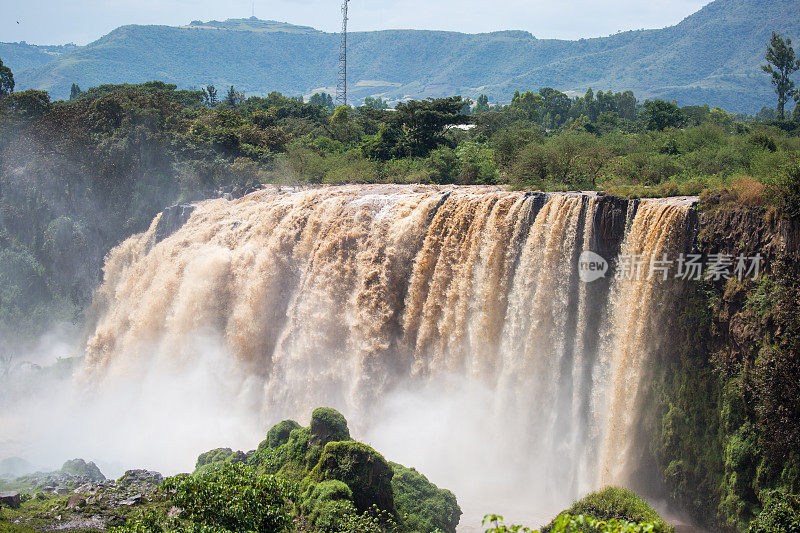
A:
[2,0,712,46]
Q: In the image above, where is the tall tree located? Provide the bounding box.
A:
[473,94,489,113]
[762,32,800,120]
[643,99,686,131]
[225,86,245,107]
[203,85,218,107]
[69,83,82,100]
[0,58,14,96]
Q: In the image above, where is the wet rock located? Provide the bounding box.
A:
[0,491,21,509]
[120,493,144,506]
[154,204,196,243]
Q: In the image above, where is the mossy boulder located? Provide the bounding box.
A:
[60,459,105,482]
[391,462,461,533]
[263,420,302,450]
[309,407,351,446]
[544,486,672,533]
[309,440,395,516]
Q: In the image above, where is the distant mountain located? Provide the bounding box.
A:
[2,0,799,113]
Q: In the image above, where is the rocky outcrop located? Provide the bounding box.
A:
[154,203,195,243]
[61,459,105,483]
[0,491,21,509]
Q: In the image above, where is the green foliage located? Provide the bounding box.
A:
[391,463,461,533]
[183,409,448,532]
[0,57,14,96]
[762,32,800,120]
[749,491,800,533]
[309,407,352,446]
[642,100,686,131]
[160,462,295,532]
[483,513,668,533]
[264,420,303,450]
[309,440,395,517]
[544,487,671,533]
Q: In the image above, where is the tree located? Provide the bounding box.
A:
[642,99,686,131]
[473,94,490,113]
[203,85,218,107]
[0,57,14,96]
[69,83,81,100]
[309,92,335,111]
[762,32,800,120]
[363,96,389,110]
[392,97,469,157]
[225,86,245,107]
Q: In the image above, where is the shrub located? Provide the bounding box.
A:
[732,177,767,206]
[265,420,303,450]
[543,487,672,533]
[749,491,800,533]
[162,462,295,532]
[391,463,461,533]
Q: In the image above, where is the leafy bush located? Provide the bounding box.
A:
[391,463,461,533]
[748,491,800,533]
[543,487,672,533]
[162,462,295,532]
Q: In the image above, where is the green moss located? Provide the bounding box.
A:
[390,462,461,533]
[264,420,302,450]
[309,440,395,517]
[309,407,351,446]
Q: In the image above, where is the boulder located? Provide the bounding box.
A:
[61,459,106,482]
[65,494,86,510]
[0,491,21,509]
[309,407,351,446]
[309,440,394,515]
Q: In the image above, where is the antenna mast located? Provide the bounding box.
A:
[336,0,349,106]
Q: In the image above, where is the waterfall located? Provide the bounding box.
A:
[84,185,693,523]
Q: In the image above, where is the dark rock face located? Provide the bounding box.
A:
[592,194,631,263]
[0,491,21,509]
[154,204,196,243]
[696,207,800,276]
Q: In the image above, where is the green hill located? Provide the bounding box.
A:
[2,0,799,112]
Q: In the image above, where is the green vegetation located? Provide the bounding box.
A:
[762,32,800,120]
[542,488,672,533]
[652,272,800,530]
[112,408,461,533]
[0,57,13,96]
[483,489,671,533]
[1,72,798,341]
[748,491,800,532]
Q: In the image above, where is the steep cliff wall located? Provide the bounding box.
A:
[651,204,800,530]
